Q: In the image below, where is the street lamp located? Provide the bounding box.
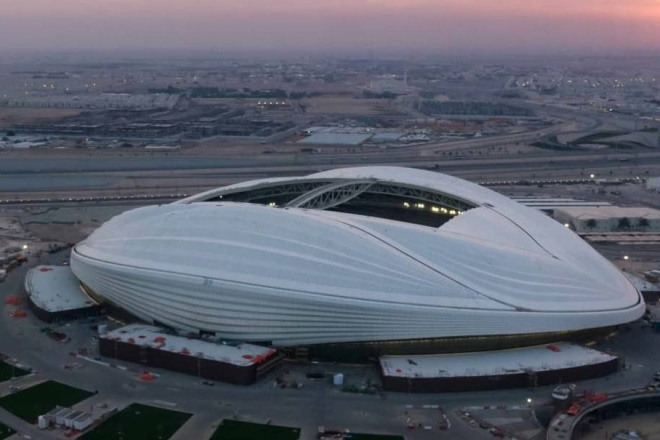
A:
[21,244,28,250]
[622,255,631,272]
[590,173,596,179]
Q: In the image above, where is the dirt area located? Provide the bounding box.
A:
[23,223,89,245]
[0,107,80,128]
[0,205,134,260]
[0,211,58,260]
[302,96,401,116]
[580,412,660,440]
[269,363,381,395]
[0,138,257,158]
[0,216,32,252]
[425,142,544,157]
[191,98,260,106]
[18,205,133,244]
[185,138,270,156]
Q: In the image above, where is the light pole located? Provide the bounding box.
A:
[622,254,630,272]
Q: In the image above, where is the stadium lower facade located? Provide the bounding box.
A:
[70,167,645,359]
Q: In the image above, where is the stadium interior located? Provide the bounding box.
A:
[201,179,476,228]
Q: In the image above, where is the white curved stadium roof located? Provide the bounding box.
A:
[71,166,644,345]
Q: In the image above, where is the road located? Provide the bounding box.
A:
[1,149,659,199]
[591,242,660,262]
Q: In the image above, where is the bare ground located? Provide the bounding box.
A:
[0,107,80,128]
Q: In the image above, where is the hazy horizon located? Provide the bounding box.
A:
[1,0,659,56]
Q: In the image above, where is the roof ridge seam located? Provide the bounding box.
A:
[326,217,524,311]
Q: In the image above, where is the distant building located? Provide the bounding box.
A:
[647,177,660,192]
[1,93,180,111]
[555,206,660,233]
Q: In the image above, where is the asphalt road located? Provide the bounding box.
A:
[1,149,659,197]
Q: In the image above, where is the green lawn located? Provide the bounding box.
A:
[210,420,301,440]
[0,360,29,382]
[0,380,94,423]
[80,403,192,440]
[0,422,15,440]
[346,434,405,440]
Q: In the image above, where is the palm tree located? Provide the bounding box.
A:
[617,217,631,230]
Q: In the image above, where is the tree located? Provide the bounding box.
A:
[586,219,598,229]
[618,217,631,230]
[639,218,650,230]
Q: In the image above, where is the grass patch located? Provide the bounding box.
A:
[210,419,301,440]
[344,433,405,440]
[571,131,627,144]
[531,141,576,151]
[0,360,29,382]
[598,141,640,150]
[0,422,15,440]
[347,434,405,440]
[531,135,578,151]
[0,380,94,423]
[80,403,191,440]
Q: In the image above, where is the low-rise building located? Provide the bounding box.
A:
[99,324,283,385]
[647,177,660,192]
[555,206,660,233]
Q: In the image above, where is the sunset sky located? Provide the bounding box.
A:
[1,0,659,54]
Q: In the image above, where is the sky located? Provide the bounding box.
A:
[1,0,659,55]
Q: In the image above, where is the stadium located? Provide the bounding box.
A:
[70,166,644,359]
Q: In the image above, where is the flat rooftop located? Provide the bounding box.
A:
[101,324,276,367]
[556,206,660,220]
[379,343,617,379]
[512,197,612,209]
[25,265,97,313]
[298,132,373,146]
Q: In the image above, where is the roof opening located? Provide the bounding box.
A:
[197,179,475,227]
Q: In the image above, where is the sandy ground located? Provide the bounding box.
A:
[0,138,257,158]
[0,210,57,257]
[0,205,136,258]
[301,96,402,116]
[580,412,660,440]
[18,205,134,244]
[0,107,80,128]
